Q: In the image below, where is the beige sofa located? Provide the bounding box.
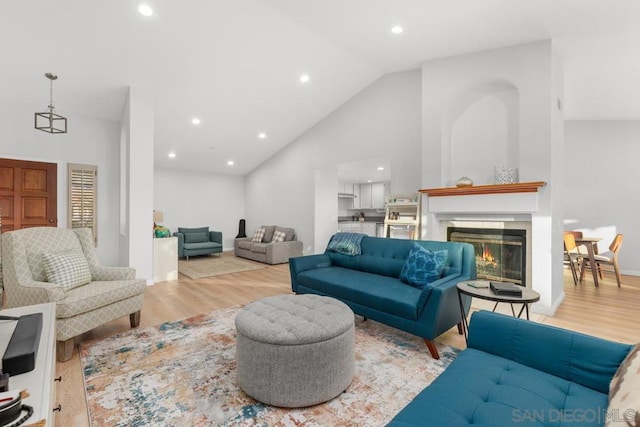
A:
[235,225,303,264]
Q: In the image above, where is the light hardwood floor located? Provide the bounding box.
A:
[54,252,640,426]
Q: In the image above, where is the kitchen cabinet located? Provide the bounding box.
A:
[343,181,388,210]
[359,184,372,209]
[338,182,358,209]
[357,182,387,209]
[372,182,386,208]
[337,222,376,237]
[352,184,360,209]
[341,182,354,195]
[361,222,376,237]
[338,222,359,233]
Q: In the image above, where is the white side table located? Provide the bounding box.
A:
[153,236,178,283]
[0,302,57,425]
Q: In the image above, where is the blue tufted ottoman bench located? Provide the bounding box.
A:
[235,294,355,408]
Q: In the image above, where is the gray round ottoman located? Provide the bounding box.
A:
[235,294,355,408]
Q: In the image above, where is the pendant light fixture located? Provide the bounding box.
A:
[34,73,67,134]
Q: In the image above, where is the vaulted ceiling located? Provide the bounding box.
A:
[2,1,639,175]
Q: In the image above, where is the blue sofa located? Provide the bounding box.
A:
[289,235,476,359]
[388,310,632,427]
[173,226,223,259]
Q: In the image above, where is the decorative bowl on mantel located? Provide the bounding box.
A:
[456,176,473,187]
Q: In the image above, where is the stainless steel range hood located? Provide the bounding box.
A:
[338,192,357,199]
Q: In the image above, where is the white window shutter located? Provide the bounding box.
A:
[68,163,98,244]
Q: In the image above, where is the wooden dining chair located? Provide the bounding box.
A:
[563,233,583,286]
[580,234,624,287]
[565,230,589,258]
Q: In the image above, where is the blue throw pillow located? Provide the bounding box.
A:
[400,244,448,289]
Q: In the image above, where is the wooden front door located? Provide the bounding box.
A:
[0,158,57,233]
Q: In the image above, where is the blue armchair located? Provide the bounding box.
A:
[173,227,223,259]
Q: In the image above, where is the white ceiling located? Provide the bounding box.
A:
[2,1,639,175]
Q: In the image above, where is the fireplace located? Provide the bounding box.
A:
[422,182,560,314]
[448,227,526,286]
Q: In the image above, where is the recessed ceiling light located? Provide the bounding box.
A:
[299,74,310,83]
[191,118,201,125]
[367,180,372,183]
[138,4,153,17]
[377,166,385,171]
[168,152,176,158]
[391,26,403,34]
[227,160,234,166]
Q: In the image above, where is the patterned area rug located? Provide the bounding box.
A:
[178,256,265,279]
[81,306,459,426]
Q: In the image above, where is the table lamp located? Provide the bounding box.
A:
[153,211,164,228]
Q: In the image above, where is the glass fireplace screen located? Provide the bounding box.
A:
[448,228,526,285]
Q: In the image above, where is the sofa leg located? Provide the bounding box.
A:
[423,339,440,360]
[130,311,141,328]
[57,338,75,362]
[457,322,464,335]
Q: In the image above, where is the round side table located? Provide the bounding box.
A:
[457,280,540,343]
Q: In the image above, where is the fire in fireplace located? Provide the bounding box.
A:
[448,227,526,286]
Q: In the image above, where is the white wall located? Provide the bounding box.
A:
[421,41,557,187]
[315,167,339,254]
[0,100,122,266]
[120,87,154,282]
[244,70,422,253]
[564,120,640,275]
[153,168,245,250]
[550,46,566,303]
[449,87,519,185]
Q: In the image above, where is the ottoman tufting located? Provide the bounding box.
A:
[235,294,355,408]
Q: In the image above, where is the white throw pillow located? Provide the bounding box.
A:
[42,252,92,290]
[272,230,286,242]
[251,228,265,242]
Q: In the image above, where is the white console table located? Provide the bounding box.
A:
[0,302,57,425]
[153,236,178,283]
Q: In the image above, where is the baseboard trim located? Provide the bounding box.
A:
[621,269,640,277]
[531,291,565,316]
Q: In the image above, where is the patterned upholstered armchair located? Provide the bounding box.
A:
[0,227,146,362]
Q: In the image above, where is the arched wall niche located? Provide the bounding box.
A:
[441,80,520,186]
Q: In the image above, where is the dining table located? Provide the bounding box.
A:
[574,236,602,286]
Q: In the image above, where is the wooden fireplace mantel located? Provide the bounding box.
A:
[419,181,546,197]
